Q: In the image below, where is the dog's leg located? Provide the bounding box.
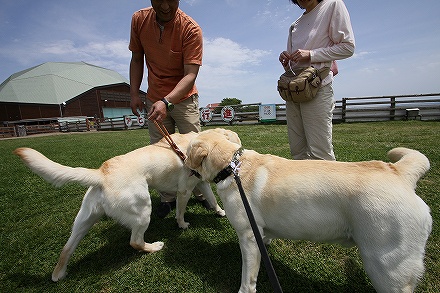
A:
[196,181,226,217]
[238,230,261,293]
[359,243,426,293]
[52,187,104,282]
[127,188,164,252]
[176,190,192,229]
[354,210,430,293]
[129,221,164,252]
[129,224,164,252]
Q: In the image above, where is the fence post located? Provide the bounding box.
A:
[342,98,347,123]
[390,97,396,121]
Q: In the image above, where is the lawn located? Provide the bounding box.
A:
[0,121,438,292]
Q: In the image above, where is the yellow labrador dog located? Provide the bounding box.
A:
[185,129,432,293]
[14,131,225,282]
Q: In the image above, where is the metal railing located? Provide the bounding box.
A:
[201,93,440,126]
[1,93,438,138]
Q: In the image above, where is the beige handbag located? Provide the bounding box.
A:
[277,66,330,103]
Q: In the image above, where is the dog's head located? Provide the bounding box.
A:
[185,128,241,181]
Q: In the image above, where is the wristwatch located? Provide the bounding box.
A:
[161,98,174,111]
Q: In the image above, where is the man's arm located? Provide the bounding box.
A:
[165,64,199,104]
[130,51,145,117]
[147,64,200,121]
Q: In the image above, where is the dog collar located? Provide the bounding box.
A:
[190,169,201,178]
[213,148,243,184]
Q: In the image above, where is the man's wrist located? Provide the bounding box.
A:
[161,98,174,111]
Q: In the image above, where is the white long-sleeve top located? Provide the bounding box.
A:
[287,0,355,85]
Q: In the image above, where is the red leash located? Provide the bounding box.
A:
[153,120,186,161]
[153,120,200,178]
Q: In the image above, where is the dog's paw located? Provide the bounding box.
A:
[178,221,190,229]
[136,241,164,253]
[52,270,67,282]
[216,208,226,217]
[150,241,164,252]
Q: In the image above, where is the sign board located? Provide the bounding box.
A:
[199,107,213,123]
[137,116,145,127]
[259,104,277,122]
[124,115,133,127]
[221,106,235,122]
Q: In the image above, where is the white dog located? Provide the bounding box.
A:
[185,128,432,293]
[15,131,225,282]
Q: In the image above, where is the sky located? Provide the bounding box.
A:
[1,0,440,107]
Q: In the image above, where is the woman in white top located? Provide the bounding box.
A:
[279,0,355,160]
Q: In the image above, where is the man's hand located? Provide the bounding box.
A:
[148,100,167,121]
[130,96,144,117]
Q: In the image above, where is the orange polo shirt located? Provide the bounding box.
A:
[129,7,203,102]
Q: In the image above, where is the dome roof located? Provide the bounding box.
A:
[0,62,129,105]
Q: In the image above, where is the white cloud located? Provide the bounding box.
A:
[183,0,199,6]
[37,39,129,60]
[352,51,372,59]
[40,40,77,55]
[83,40,129,59]
[255,0,294,28]
[0,38,131,81]
[203,37,270,70]
[197,37,275,104]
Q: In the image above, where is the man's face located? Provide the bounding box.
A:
[151,0,179,23]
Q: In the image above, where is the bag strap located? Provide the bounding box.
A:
[317,67,331,80]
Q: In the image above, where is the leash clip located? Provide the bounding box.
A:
[231,148,243,176]
[231,160,242,176]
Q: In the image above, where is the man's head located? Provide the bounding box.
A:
[151,0,180,24]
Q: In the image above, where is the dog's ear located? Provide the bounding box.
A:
[185,140,208,170]
[223,130,241,146]
[211,128,242,146]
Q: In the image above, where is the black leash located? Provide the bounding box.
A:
[210,148,283,292]
[233,169,283,293]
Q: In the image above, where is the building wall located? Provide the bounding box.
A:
[0,83,146,124]
[0,102,59,122]
[63,84,144,119]
[0,103,20,121]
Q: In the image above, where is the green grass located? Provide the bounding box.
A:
[0,121,439,292]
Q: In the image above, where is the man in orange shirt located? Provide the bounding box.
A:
[129,0,208,217]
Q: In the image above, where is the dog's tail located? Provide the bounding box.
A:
[388,147,430,189]
[14,147,102,187]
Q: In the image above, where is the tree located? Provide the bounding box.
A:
[214,98,242,114]
[219,97,242,106]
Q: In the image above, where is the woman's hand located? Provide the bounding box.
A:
[279,51,291,67]
[279,49,310,67]
[291,49,310,63]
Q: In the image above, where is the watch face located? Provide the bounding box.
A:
[162,98,174,111]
